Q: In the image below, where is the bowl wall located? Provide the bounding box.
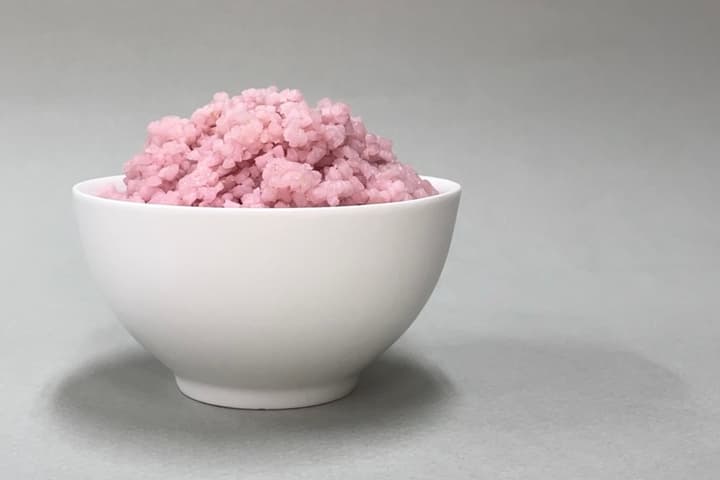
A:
[73,175,461,407]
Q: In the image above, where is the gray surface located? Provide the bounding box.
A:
[1,0,719,478]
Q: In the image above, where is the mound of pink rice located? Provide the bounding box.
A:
[100,87,437,208]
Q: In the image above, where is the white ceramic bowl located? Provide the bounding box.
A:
[73,175,461,409]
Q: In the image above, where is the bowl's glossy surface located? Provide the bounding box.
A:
[73,175,461,409]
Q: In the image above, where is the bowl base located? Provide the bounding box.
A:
[175,376,358,409]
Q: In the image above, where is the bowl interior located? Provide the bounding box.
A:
[73,175,461,209]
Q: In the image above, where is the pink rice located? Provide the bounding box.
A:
[99,87,437,208]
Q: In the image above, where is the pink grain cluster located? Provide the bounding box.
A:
[100,87,437,208]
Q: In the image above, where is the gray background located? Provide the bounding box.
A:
[1,0,719,478]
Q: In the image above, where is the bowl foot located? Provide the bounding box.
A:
[175,376,358,409]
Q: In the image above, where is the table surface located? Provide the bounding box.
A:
[2,1,719,478]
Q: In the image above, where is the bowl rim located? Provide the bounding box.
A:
[73,174,461,213]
